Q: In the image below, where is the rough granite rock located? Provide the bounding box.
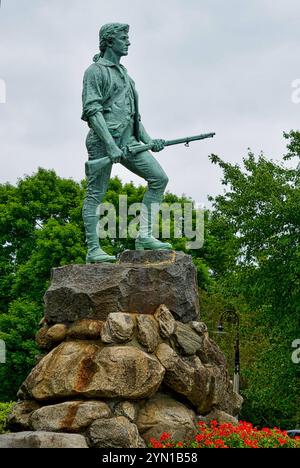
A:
[19,341,165,401]
[156,343,216,414]
[0,432,88,448]
[36,327,51,350]
[170,322,204,356]
[190,321,208,336]
[7,401,41,432]
[67,320,103,340]
[114,401,138,423]
[44,251,199,324]
[136,315,160,353]
[88,416,146,448]
[30,401,111,433]
[196,336,227,367]
[200,409,239,426]
[100,313,135,344]
[137,393,197,442]
[154,305,176,338]
[46,324,67,342]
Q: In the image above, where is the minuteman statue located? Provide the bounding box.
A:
[82,23,172,264]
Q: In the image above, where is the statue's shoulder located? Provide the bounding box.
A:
[84,62,102,76]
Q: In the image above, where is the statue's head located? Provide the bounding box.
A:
[99,23,130,58]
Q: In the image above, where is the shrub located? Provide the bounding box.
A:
[0,402,14,434]
[149,421,300,449]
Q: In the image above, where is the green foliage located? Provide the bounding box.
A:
[207,132,300,428]
[0,301,42,401]
[0,402,14,434]
[0,133,299,431]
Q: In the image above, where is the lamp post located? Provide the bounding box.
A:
[218,308,240,394]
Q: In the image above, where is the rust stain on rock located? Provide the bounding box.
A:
[60,402,81,430]
[75,347,99,392]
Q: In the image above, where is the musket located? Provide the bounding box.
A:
[85,132,216,177]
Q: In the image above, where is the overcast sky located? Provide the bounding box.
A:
[0,0,299,205]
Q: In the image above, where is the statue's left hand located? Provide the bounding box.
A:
[151,139,165,152]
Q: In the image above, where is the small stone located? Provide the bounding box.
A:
[88,416,145,448]
[7,401,41,432]
[197,337,227,366]
[136,315,160,353]
[200,409,239,426]
[67,319,103,340]
[190,321,208,335]
[114,401,138,423]
[170,322,204,356]
[100,313,135,344]
[35,326,51,350]
[154,305,176,338]
[46,324,67,342]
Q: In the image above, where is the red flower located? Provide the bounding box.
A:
[149,438,163,448]
[278,438,287,446]
[204,440,213,447]
[160,432,171,442]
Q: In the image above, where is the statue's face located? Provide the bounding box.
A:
[110,31,131,57]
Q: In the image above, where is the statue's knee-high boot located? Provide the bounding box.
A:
[135,191,173,251]
[83,164,116,263]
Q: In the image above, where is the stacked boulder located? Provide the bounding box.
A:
[2,251,242,448]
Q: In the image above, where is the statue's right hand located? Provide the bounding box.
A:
[107,146,124,164]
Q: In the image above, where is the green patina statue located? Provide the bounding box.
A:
[82,23,172,264]
[82,23,215,264]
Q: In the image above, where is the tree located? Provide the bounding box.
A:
[205,131,300,428]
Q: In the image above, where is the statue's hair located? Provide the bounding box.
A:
[99,23,130,57]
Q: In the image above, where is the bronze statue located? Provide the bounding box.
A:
[82,23,215,264]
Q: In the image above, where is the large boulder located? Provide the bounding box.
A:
[156,344,216,414]
[30,401,111,433]
[44,251,199,324]
[0,432,88,448]
[19,341,165,401]
[137,394,197,442]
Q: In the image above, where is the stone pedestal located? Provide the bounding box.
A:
[44,251,199,324]
[2,251,242,449]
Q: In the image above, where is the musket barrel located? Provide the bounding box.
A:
[126,132,216,156]
[164,133,215,147]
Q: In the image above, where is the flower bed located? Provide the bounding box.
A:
[149,421,300,449]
